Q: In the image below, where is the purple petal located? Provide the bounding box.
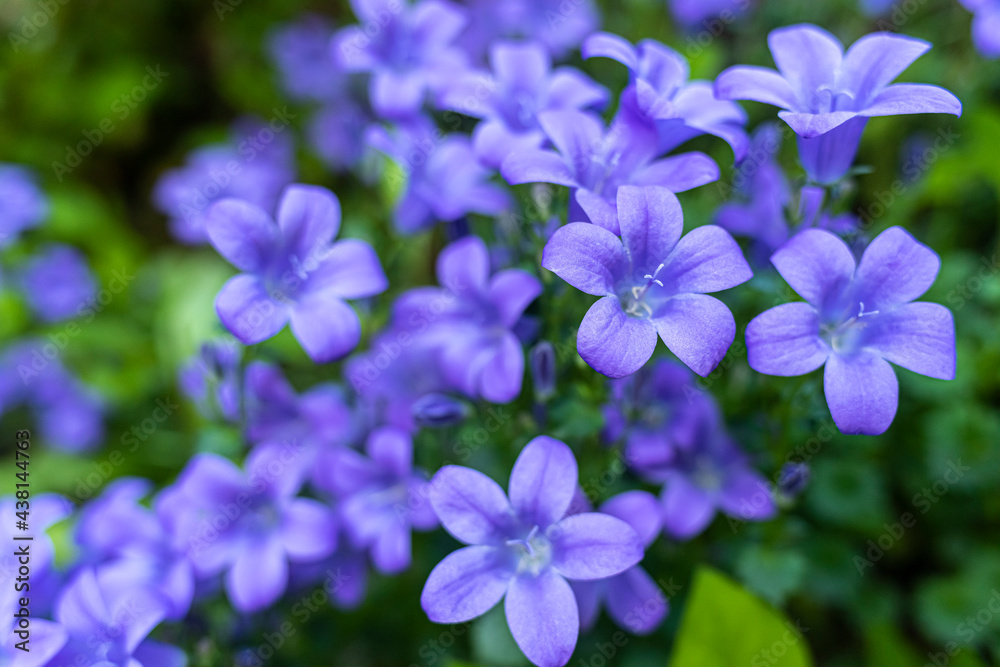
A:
[437,235,490,294]
[206,199,279,272]
[574,188,620,233]
[541,223,625,296]
[824,353,898,435]
[215,274,289,345]
[578,296,658,378]
[537,110,604,175]
[617,186,683,276]
[289,295,361,363]
[492,40,549,90]
[652,293,735,377]
[867,302,955,380]
[600,490,662,546]
[796,117,867,183]
[132,640,188,667]
[276,184,341,259]
[778,110,859,138]
[430,465,515,545]
[422,545,513,623]
[662,225,753,294]
[660,476,716,539]
[633,152,720,192]
[371,69,426,119]
[746,303,829,376]
[305,239,388,299]
[505,570,579,667]
[15,619,67,667]
[861,84,962,118]
[56,568,110,637]
[226,537,288,612]
[770,229,856,307]
[509,436,578,529]
[571,580,603,630]
[473,121,545,168]
[367,426,413,477]
[582,32,638,69]
[718,468,776,520]
[548,68,609,110]
[714,66,797,108]
[479,333,525,403]
[489,269,542,327]
[605,567,668,635]
[501,148,578,187]
[550,513,643,580]
[412,0,467,45]
[281,498,337,561]
[855,226,940,309]
[372,521,411,573]
[768,24,843,102]
[841,33,930,104]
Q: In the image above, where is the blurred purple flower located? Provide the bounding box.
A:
[394,235,541,402]
[178,339,242,422]
[502,110,719,233]
[715,24,962,183]
[0,163,48,247]
[16,244,97,323]
[456,0,599,61]
[206,184,387,362]
[571,491,668,635]
[332,0,469,119]
[267,15,345,103]
[746,227,955,435]
[411,392,468,428]
[421,436,643,667]
[367,118,510,234]
[440,40,607,168]
[959,0,1000,58]
[156,446,337,613]
[777,462,810,498]
[669,0,753,28]
[153,119,295,244]
[308,102,371,172]
[583,32,748,160]
[1,494,71,621]
[542,186,751,378]
[315,427,438,573]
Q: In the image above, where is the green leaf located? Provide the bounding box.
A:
[669,566,813,667]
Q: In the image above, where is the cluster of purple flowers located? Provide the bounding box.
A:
[3,0,977,664]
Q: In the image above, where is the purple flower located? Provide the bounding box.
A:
[456,0,599,61]
[333,0,469,119]
[16,244,97,322]
[541,186,752,379]
[746,226,955,435]
[178,339,242,422]
[715,25,962,184]
[959,0,1000,58]
[43,568,186,667]
[156,445,337,613]
[421,436,644,667]
[394,235,541,402]
[412,392,468,428]
[440,40,607,168]
[153,119,295,244]
[670,0,753,27]
[571,491,668,635]
[315,427,438,573]
[206,184,387,362]
[367,118,510,234]
[0,163,47,247]
[308,101,371,172]
[582,32,748,160]
[75,478,195,621]
[267,15,345,103]
[657,416,776,538]
[502,110,719,234]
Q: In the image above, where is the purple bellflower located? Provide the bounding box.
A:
[16,244,97,323]
[153,119,295,244]
[502,109,719,234]
[715,24,962,184]
[959,0,1000,58]
[421,436,644,667]
[456,0,599,62]
[393,235,541,402]
[156,446,338,613]
[746,226,955,435]
[207,184,387,363]
[43,567,186,667]
[571,491,668,635]
[333,0,469,119]
[583,32,749,160]
[440,40,608,168]
[178,339,242,422]
[0,163,48,247]
[315,427,438,573]
[367,118,510,234]
[541,186,752,379]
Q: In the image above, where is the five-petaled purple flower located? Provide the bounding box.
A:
[542,186,752,378]
[207,184,388,363]
[15,244,97,323]
[440,40,607,168]
[746,226,956,435]
[715,24,962,184]
[421,436,643,667]
[502,110,719,234]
